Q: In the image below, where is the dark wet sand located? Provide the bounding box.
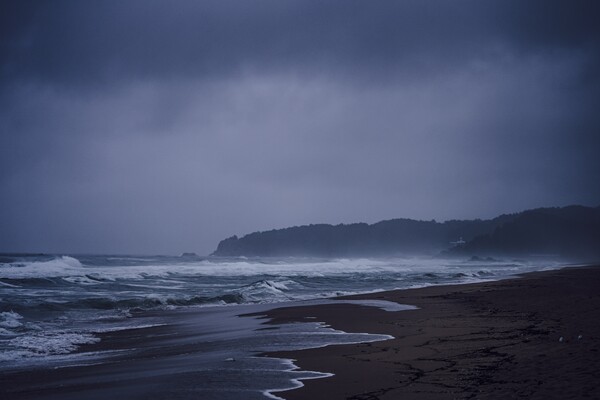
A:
[264,265,600,399]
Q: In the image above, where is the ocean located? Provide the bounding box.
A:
[0,254,562,399]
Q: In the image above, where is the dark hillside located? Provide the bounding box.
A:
[451,206,600,258]
[213,216,510,257]
[213,206,600,258]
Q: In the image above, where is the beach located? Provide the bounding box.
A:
[1,264,599,399]
[264,265,600,399]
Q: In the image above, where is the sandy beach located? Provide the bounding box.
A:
[264,265,600,399]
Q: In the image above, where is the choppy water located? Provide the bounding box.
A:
[0,254,562,398]
[0,254,559,362]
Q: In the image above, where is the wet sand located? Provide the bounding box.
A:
[264,265,600,399]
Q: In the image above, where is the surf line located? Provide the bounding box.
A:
[258,299,417,399]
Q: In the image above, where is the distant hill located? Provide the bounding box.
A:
[212,205,600,258]
[213,218,500,257]
[448,205,600,259]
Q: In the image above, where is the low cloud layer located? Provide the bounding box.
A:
[1,1,599,254]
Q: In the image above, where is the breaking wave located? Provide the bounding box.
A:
[0,254,562,366]
[0,256,82,279]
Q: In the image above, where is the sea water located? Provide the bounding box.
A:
[0,254,562,398]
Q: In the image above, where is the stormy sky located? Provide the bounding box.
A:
[1,0,599,255]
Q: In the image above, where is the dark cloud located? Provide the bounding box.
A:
[2,0,599,86]
[0,1,599,254]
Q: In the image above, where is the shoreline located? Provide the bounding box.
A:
[2,264,599,399]
[260,265,600,399]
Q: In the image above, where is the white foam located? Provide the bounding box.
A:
[0,311,23,329]
[261,357,333,400]
[62,276,102,285]
[0,256,82,279]
[0,327,15,336]
[0,256,558,286]
[1,331,100,362]
[0,281,20,288]
[264,280,292,291]
[227,279,299,304]
[328,299,418,312]
[91,323,166,333]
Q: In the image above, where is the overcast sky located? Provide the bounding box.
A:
[1,0,599,255]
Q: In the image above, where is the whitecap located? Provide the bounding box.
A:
[0,327,15,336]
[0,256,83,280]
[7,331,100,357]
[0,311,23,329]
